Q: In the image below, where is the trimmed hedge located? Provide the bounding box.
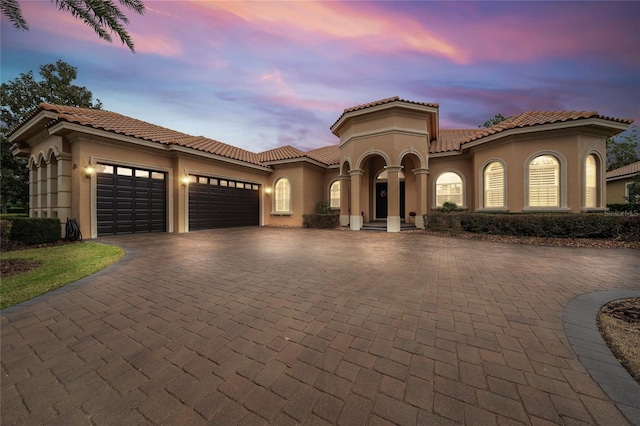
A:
[5,218,62,245]
[424,213,639,241]
[302,213,340,229]
[607,203,640,213]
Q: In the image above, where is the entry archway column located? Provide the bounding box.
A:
[349,169,364,230]
[338,174,350,227]
[386,166,403,232]
[413,168,429,229]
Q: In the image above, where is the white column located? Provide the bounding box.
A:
[413,168,429,229]
[349,169,364,230]
[386,166,402,232]
[339,174,350,227]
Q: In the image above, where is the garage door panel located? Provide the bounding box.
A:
[97,165,166,236]
[188,177,259,230]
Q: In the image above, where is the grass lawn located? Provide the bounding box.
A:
[0,242,125,309]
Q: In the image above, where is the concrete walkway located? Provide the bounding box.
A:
[1,228,638,425]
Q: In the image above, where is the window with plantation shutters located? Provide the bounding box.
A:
[529,155,559,207]
[436,172,463,206]
[484,162,504,208]
[330,181,340,208]
[585,155,597,208]
[274,178,291,213]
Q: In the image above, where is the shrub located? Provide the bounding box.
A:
[1,220,11,245]
[303,212,340,229]
[314,201,333,214]
[6,218,62,245]
[437,202,458,213]
[424,213,639,241]
[607,203,640,213]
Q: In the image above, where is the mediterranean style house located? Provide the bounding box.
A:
[606,161,640,204]
[8,96,633,238]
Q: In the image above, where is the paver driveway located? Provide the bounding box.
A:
[1,228,638,425]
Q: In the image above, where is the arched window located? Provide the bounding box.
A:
[529,155,559,207]
[274,178,291,213]
[436,172,463,207]
[329,181,340,208]
[484,161,504,208]
[585,155,597,208]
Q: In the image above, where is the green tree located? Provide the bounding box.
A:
[0,60,102,213]
[626,173,640,203]
[606,125,640,171]
[479,113,508,128]
[1,0,145,52]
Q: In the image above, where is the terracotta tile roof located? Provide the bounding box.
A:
[460,111,633,145]
[258,145,305,163]
[606,161,640,180]
[430,129,485,154]
[33,103,265,166]
[332,97,439,130]
[306,145,340,165]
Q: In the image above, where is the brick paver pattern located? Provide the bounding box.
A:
[1,228,638,425]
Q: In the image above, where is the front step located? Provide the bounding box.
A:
[360,221,418,232]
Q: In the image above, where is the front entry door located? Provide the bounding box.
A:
[376,182,388,218]
[375,181,405,220]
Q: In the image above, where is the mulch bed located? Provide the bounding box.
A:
[1,259,41,278]
[598,298,640,383]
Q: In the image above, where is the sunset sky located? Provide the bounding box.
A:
[2,1,639,152]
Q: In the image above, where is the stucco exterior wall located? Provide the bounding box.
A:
[607,178,631,204]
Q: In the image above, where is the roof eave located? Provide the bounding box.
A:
[7,110,59,143]
[461,118,632,150]
[331,101,438,136]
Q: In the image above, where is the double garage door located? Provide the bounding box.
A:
[188,175,260,230]
[97,164,166,236]
[97,166,260,235]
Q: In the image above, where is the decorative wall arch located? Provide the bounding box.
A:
[45,146,61,164]
[396,148,426,170]
[341,157,353,175]
[355,149,392,170]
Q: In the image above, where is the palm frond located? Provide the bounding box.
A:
[0,0,29,30]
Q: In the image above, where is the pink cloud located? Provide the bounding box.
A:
[193,1,463,62]
[14,1,182,56]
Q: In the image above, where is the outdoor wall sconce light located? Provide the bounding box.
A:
[265,187,272,194]
[181,175,190,186]
[84,164,95,177]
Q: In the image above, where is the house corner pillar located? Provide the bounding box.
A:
[413,168,429,229]
[386,166,402,232]
[349,169,364,230]
[339,174,350,227]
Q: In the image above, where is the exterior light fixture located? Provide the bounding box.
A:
[265,187,272,194]
[181,175,190,186]
[84,164,95,177]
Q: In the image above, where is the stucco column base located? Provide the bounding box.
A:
[350,215,362,231]
[387,216,401,232]
[340,215,350,226]
[415,215,425,229]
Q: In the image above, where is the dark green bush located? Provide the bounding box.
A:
[607,203,640,213]
[303,213,340,229]
[424,213,639,241]
[6,218,62,244]
[1,220,11,245]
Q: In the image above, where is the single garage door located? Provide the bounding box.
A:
[188,175,259,230]
[97,164,166,236]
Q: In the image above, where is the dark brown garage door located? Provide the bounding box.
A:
[188,175,259,230]
[96,164,166,236]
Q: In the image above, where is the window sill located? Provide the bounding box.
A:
[271,212,293,216]
[522,207,571,213]
[476,208,509,213]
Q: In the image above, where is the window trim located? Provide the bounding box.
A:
[329,180,341,209]
[478,159,508,212]
[272,176,293,215]
[582,151,606,211]
[432,169,466,209]
[523,151,570,212]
